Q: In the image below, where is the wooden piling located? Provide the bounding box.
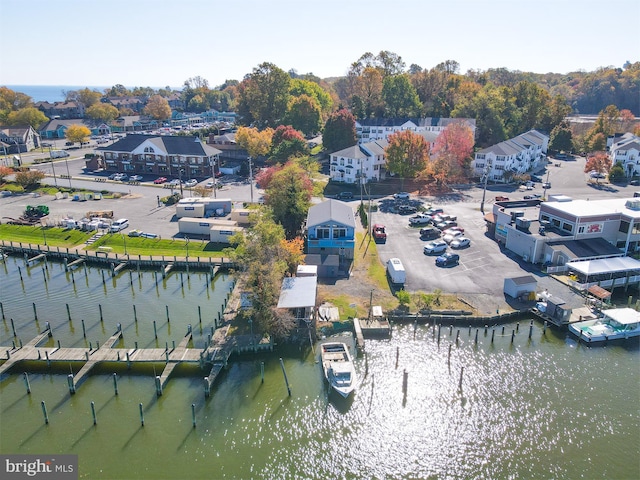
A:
[166,305,170,323]
[153,320,157,339]
[81,319,86,338]
[458,366,464,390]
[192,403,196,428]
[474,329,478,345]
[155,376,163,396]
[11,318,16,337]
[41,401,49,424]
[99,304,103,322]
[32,302,38,321]
[66,304,71,322]
[91,401,97,425]
[511,330,515,343]
[139,403,144,426]
[529,320,533,339]
[23,372,31,394]
[491,329,495,343]
[198,306,202,324]
[279,358,291,396]
[133,304,137,322]
[0,302,3,321]
[113,373,118,395]
[261,361,264,383]
[67,374,76,394]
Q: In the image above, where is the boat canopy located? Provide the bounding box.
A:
[602,308,640,326]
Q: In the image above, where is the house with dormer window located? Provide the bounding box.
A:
[355,117,476,144]
[96,134,221,178]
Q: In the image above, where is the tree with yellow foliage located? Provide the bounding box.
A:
[65,124,91,146]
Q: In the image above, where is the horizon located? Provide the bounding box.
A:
[1,0,638,88]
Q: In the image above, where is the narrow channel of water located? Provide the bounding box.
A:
[1,256,638,479]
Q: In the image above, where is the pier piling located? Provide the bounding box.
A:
[261,361,264,383]
[67,374,76,394]
[166,305,170,323]
[66,304,71,322]
[139,403,144,426]
[133,305,137,323]
[81,319,86,338]
[192,403,196,428]
[41,401,49,425]
[113,373,118,395]
[155,376,163,396]
[91,401,97,425]
[459,366,464,390]
[153,320,157,339]
[23,372,31,394]
[529,320,534,339]
[99,304,103,323]
[279,358,291,396]
[32,303,38,321]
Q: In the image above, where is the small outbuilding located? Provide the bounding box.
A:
[503,275,537,300]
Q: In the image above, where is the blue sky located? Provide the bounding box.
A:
[1,0,638,88]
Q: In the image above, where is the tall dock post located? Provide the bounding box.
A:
[41,401,49,425]
[23,372,31,394]
[279,358,291,396]
[91,401,97,425]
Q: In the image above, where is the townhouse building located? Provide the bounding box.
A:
[35,101,85,119]
[472,130,549,182]
[355,117,476,144]
[329,139,388,184]
[608,133,640,178]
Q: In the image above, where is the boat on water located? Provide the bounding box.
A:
[320,342,357,398]
[569,307,640,343]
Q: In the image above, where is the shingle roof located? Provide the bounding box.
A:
[306,199,355,228]
[96,134,221,156]
[357,117,476,128]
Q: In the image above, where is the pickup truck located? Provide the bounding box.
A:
[372,224,387,242]
[409,214,431,226]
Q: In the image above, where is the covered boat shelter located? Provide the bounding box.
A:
[567,256,640,291]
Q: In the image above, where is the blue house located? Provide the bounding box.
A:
[306,200,355,275]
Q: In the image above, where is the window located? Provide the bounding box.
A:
[552,219,560,227]
[475,163,485,169]
[578,226,585,234]
[316,228,330,239]
[619,221,630,234]
[562,223,573,232]
[333,228,346,239]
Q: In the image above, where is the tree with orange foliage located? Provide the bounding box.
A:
[584,152,612,183]
[385,130,430,189]
[235,126,274,160]
[280,237,305,276]
[432,122,475,181]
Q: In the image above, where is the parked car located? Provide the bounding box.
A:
[205,181,215,188]
[128,175,143,182]
[435,252,460,267]
[372,224,387,242]
[425,207,444,216]
[337,192,354,200]
[185,179,198,187]
[419,227,441,240]
[630,179,640,186]
[409,213,431,226]
[118,175,129,182]
[443,230,464,244]
[437,220,458,230]
[450,237,471,249]
[394,192,410,200]
[524,194,542,200]
[542,182,551,189]
[154,177,168,184]
[109,173,125,180]
[423,240,447,255]
[168,179,182,186]
[442,226,464,235]
[398,204,417,215]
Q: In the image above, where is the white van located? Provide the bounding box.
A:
[110,218,129,232]
[386,258,406,286]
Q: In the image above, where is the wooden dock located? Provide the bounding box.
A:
[1,325,273,397]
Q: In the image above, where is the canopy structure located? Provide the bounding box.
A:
[568,256,640,277]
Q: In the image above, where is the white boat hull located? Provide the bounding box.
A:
[321,342,356,397]
[569,319,640,343]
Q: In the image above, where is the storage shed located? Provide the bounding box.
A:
[503,275,537,299]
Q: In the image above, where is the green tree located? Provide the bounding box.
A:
[144,94,172,120]
[385,130,430,188]
[322,109,356,152]
[104,84,131,97]
[284,94,322,136]
[289,78,333,118]
[6,107,48,128]
[65,88,102,107]
[266,161,312,239]
[14,169,45,188]
[85,103,119,123]
[608,162,626,183]
[549,121,574,153]
[382,74,422,117]
[236,62,291,128]
[269,125,309,163]
[65,124,91,146]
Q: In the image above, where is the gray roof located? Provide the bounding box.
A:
[331,139,388,158]
[357,117,476,128]
[506,275,537,285]
[96,134,221,156]
[306,199,355,228]
[276,276,318,308]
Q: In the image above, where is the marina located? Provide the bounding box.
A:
[1,253,639,479]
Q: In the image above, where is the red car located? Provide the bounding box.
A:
[153,177,167,184]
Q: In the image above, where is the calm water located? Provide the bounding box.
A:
[5,86,109,103]
[1,255,639,479]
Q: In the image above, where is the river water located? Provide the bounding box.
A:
[1,255,638,479]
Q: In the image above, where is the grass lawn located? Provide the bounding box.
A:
[89,234,229,257]
[0,225,92,247]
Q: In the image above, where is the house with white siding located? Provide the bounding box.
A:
[355,117,476,144]
[472,130,549,182]
[609,133,640,178]
[329,139,388,184]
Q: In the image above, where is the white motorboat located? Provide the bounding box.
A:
[320,342,356,398]
[569,308,640,343]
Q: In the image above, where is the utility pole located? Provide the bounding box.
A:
[49,147,58,187]
[480,163,490,214]
[248,156,254,203]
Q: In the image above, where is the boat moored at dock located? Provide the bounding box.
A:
[320,342,357,398]
[569,308,640,343]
